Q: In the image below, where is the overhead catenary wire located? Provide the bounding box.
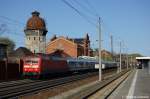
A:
[62,0,97,27]
[0,15,25,46]
[0,19,23,29]
[0,15,25,36]
[63,0,129,68]
[80,0,125,53]
[69,0,114,51]
[62,0,110,53]
[84,0,100,17]
[0,15,25,26]
[0,24,24,37]
[68,0,123,53]
[70,0,97,21]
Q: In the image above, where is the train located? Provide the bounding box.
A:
[23,54,118,78]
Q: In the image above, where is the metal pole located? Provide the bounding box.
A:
[5,58,7,80]
[110,35,114,61]
[127,53,128,69]
[45,36,46,53]
[119,42,122,72]
[98,17,102,81]
[5,48,8,80]
[131,56,133,69]
[38,30,40,53]
[125,46,128,69]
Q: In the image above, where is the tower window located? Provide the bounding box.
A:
[34,37,36,40]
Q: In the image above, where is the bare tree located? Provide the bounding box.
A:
[0,23,7,35]
[0,37,15,54]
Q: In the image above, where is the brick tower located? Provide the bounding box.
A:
[24,11,47,53]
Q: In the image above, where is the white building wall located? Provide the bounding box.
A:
[25,30,46,53]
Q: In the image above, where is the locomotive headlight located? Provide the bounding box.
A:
[24,65,30,68]
[34,68,39,72]
[32,65,39,68]
[24,68,29,72]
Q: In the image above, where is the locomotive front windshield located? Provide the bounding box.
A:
[23,57,40,72]
[24,58,40,68]
[25,58,39,64]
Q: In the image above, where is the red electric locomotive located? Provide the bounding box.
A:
[23,54,68,77]
[23,54,118,78]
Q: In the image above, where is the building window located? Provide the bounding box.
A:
[34,37,36,40]
[29,37,30,40]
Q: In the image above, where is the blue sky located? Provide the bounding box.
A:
[0,0,150,56]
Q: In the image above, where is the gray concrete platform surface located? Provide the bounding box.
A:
[108,68,150,99]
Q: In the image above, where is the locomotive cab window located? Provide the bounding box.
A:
[32,61,38,64]
[25,60,32,64]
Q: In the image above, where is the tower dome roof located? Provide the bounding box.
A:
[26,11,47,31]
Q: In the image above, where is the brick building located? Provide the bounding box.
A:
[24,11,93,57]
[46,34,92,58]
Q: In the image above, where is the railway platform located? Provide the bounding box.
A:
[108,67,150,99]
[49,67,150,99]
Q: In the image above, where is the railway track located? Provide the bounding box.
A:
[0,79,39,89]
[0,72,98,98]
[63,69,130,99]
[0,69,117,98]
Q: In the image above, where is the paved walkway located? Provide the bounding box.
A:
[108,67,150,99]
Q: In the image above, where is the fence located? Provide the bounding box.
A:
[0,58,23,81]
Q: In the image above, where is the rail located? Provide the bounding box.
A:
[61,69,131,99]
[0,72,98,98]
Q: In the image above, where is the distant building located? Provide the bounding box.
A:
[24,11,47,53]
[93,49,113,61]
[0,43,7,60]
[46,34,91,58]
[101,50,112,60]
[9,47,32,58]
[8,47,33,63]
